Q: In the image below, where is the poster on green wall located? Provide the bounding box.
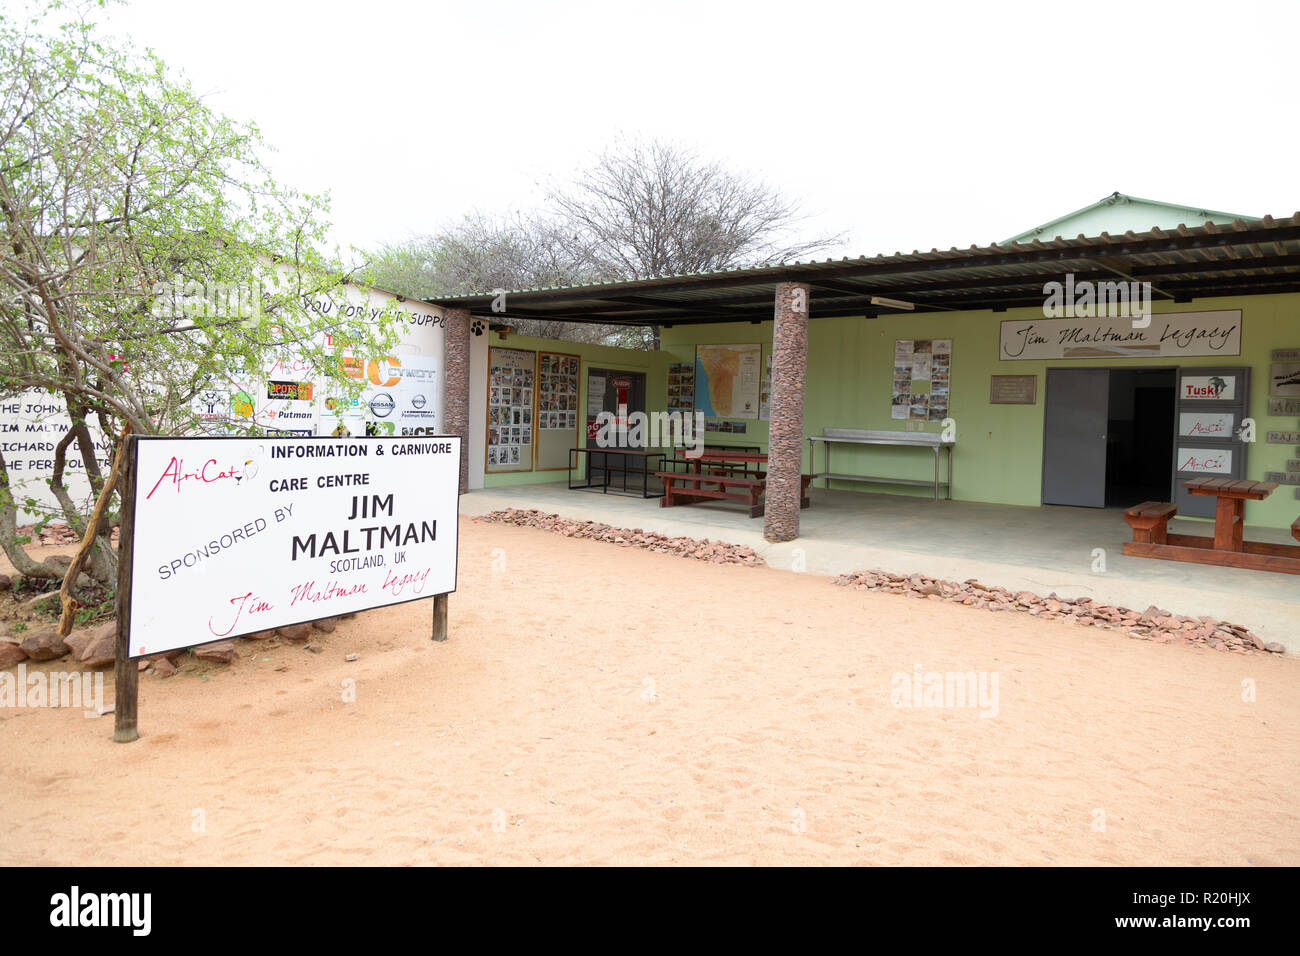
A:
[696,344,760,420]
[893,339,951,422]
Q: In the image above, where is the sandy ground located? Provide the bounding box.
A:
[2,519,1298,866]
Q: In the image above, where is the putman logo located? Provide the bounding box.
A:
[369,393,395,417]
[267,380,313,401]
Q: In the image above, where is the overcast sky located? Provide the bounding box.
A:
[107,0,1296,264]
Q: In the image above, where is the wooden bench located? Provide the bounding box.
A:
[1293,516,1300,544]
[1123,501,1178,544]
[655,472,815,518]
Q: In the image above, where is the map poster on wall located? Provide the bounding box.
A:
[695,344,760,420]
[486,347,535,472]
[667,361,695,411]
[893,339,952,422]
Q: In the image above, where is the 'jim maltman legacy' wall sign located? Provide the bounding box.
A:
[998,311,1241,361]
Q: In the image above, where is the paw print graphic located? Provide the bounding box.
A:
[472,318,486,337]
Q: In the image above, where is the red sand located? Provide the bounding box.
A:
[2,519,1297,865]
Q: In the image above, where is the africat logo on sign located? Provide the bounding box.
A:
[1181,375,1234,401]
[145,454,261,499]
[1178,447,1232,474]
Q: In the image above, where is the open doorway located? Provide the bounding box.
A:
[1042,367,1175,509]
[1104,368,1176,507]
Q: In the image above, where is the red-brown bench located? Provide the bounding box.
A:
[1123,501,1178,544]
[656,472,814,518]
[1293,516,1300,544]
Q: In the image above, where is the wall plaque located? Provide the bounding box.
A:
[989,374,1037,404]
[1269,399,1300,415]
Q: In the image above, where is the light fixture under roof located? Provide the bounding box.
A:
[870,295,915,311]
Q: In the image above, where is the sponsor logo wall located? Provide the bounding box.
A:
[1,273,445,520]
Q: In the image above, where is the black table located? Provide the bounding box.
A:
[568,448,666,498]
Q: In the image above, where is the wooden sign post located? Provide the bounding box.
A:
[114,435,139,743]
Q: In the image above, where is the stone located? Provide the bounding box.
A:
[1264,642,1286,654]
[0,573,10,591]
[0,642,26,669]
[152,658,178,678]
[19,627,69,661]
[64,628,95,659]
[242,629,277,640]
[277,623,312,643]
[312,617,338,633]
[195,642,235,663]
[478,509,764,566]
[77,622,116,667]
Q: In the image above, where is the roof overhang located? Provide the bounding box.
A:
[429,214,1300,326]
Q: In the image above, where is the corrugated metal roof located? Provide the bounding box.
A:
[1000,191,1256,245]
[430,212,1300,326]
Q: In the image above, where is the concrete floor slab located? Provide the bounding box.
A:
[460,482,1298,650]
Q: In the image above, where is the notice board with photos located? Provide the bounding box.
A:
[892,339,952,422]
[486,347,535,473]
[535,351,582,470]
[667,361,695,412]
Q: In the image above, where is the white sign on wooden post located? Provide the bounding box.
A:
[128,436,460,658]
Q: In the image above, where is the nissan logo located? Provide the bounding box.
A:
[411,393,427,410]
[369,393,395,417]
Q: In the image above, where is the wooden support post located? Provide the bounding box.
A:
[432,591,448,642]
[113,435,139,743]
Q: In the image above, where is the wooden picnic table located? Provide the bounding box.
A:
[1184,477,1278,552]
[1122,477,1300,574]
[656,450,813,518]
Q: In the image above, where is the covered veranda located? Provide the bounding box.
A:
[428,215,1300,646]
[433,214,1300,541]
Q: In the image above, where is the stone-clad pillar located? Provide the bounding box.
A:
[764,282,810,542]
[443,308,471,494]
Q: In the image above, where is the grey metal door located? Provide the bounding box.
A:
[1042,368,1109,507]
[1172,367,1250,518]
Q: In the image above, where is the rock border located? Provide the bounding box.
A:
[477,509,765,566]
[834,569,1285,655]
